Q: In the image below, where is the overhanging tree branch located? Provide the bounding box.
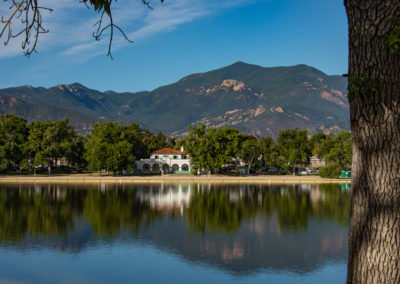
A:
[0,0,164,57]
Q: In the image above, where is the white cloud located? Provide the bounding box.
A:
[0,0,265,60]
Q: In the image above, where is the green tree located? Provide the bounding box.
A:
[0,114,28,172]
[309,132,328,156]
[85,122,136,174]
[184,125,240,173]
[257,137,278,168]
[121,124,149,160]
[319,131,352,170]
[108,140,135,174]
[65,134,86,170]
[27,119,78,175]
[238,135,260,172]
[144,131,169,154]
[277,128,311,175]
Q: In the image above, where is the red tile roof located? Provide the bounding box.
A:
[152,148,186,155]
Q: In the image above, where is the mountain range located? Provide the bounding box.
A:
[0,62,349,138]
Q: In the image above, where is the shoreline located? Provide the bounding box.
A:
[0,175,351,184]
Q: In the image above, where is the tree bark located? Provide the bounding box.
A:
[345,1,400,283]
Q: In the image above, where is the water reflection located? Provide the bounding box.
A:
[0,183,350,276]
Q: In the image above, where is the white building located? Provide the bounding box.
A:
[136,147,191,174]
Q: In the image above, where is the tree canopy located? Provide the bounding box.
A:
[277,128,311,174]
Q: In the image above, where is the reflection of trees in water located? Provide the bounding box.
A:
[184,184,351,233]
[0,184,84,242]
[83,189,160,237]
[0,183,162,241]
[0,183,350,242]
[185,190,248,234]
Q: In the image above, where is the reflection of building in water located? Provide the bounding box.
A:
[135,184,192,214]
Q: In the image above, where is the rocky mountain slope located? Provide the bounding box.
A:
[0,62,349,138]
[0,94,100,133]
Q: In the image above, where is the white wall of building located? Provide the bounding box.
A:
[136,156,191,173]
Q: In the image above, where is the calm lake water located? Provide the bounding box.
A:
[0,183,351,284]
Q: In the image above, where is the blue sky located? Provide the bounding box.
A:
[0,0,347,93]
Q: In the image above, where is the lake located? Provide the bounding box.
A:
[0,182,351,283]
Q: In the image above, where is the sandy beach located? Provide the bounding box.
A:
[0,174,351,184]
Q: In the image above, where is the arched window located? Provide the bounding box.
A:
[152,164,160,173]
[181,164,189,171]
[143,164,150,173]
[172,164,179,172]
[162,164,170,173]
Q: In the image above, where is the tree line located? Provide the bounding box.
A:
[0,113,351,177]
[0,114,170,175]
[183,124,351,177]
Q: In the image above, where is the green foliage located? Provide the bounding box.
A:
[238,135,260,171]
[277,128,311,172]
[319,164,341,178]
[184,125,240,172]
[144,131,169,154]
[388,14,400,53]
[0,112,353,177]
[318,131,352,170]
[84,121,171,174]
[0,114,28,172]
[26,119,79,174]
[85,0,113,15]
[65,134,86,169]
[257,137,278,167]
[84,122,136,173]
[121,124,160,160]
[347,74,381,103]
[0,113,177,175]
[309,132,328,156]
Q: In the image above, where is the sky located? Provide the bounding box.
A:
[0,0,348,93]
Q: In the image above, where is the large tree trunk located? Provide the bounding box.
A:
[345,1,400,283]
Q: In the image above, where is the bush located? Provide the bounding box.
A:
[319,164,341,178]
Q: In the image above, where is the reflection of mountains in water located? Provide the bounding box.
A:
[136,215,347,275]
[0,183,350,275]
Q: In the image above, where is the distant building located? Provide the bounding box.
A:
[309,155,326,168]
[135,147,191,174]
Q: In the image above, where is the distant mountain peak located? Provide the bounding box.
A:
[232,61,248,66]
[0,62,349,138]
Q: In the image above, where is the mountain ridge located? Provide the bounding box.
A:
[0,62,349,138]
